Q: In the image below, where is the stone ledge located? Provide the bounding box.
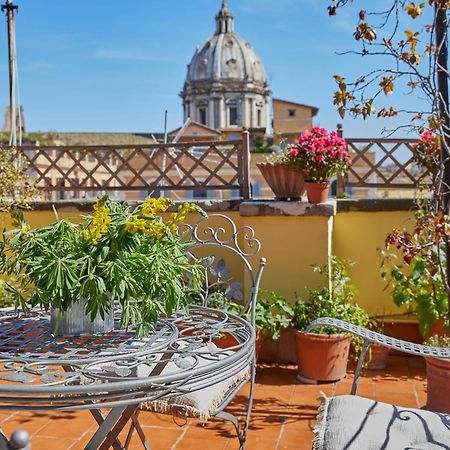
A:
[336,198,416,212]
[27,199,242,213]
[239,200,336,217]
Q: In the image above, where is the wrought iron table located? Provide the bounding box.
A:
[0,306,255,450]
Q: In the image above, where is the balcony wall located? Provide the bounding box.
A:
[0,199,415,321]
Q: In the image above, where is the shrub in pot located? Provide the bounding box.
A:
[424,335,450,413]
[0,196,206,336]
[293,257,369,383]
[381,179,450,412]
[205,289,293,358]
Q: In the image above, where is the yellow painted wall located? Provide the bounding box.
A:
[1,206,417,321]
[333,210,414,320]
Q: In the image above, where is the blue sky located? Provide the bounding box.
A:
[0,0,425,137]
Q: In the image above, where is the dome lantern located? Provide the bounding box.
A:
[215,0,234,34]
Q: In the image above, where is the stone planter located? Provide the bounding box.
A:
[425,356,450,413]
[294,330,350,383]
[50,298,115,336]
[257,163,305,200]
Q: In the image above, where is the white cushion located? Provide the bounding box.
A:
[139,341,250,422]
[313,394,450,450]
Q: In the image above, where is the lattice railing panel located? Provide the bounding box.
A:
[342,138,430,191]
[17,139,248,197]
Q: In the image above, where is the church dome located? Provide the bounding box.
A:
[185,1,267,86]
[181,1,270,131]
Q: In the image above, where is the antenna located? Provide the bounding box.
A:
[2,0,18,146]
[163,110,168,144]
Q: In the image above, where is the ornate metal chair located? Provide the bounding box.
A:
[141,214,266,449]
[306,318,450,450]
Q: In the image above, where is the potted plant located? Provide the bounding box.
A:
[257,151,306,201]
[0,196,206,336]
[424,335,450,413]
[205,289,293,358]
[365,316,391,370]
[380,181,450,412]
[286,127,351,203]
[292,256,369,382]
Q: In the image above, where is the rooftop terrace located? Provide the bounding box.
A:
[0,356,427,450]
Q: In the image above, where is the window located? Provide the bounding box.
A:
[229,107,238,126]
[193,188,208,199]
[288,109,296,117]
[199,108,207,125]
[257,109,262,127]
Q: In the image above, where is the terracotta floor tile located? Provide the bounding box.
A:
[0,358,436,450]
[277,429,315,449]
[29,435,78,450]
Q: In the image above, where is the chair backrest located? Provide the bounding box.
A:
[178,213,266,327]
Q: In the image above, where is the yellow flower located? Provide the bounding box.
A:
[83,197,111,244]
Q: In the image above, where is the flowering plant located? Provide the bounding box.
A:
[380,195,449,336]
[286,126,351,182]
[413,130,441,177]
[0,196,206,335]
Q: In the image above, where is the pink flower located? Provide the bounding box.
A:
[289,149,299,157]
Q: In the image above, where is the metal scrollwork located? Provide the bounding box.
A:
[178,214,261,257]
[0,306,254,412]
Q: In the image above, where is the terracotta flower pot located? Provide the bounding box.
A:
[255,332,264,361]
[294,330,350,383]
[425,356,450,413]
[305,181,330,204]
[365,344,390,370]
[427,317,449,338]
[257,163,305,200]
[214,331,263,361]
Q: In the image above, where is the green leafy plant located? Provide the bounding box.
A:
[293,256,369,346]
[0,146,39,212]
[0,196,206,335]
[0,277,16,308]
[198,289,293,340]
[254,290,294,340]
[380,195,449,337]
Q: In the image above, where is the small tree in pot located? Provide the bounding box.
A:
[293,257,369,383]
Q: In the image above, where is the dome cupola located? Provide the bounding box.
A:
[181,1,271,131]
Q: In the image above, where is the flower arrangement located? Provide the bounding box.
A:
[286,126,351,182]
[0,196,206,336]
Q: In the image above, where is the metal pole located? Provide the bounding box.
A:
[163,109,168,144]
[435,3,450,332]
[2,0,18,146]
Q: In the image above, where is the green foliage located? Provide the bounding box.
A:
[0,196,205,336]
[0,277,16,308]
[293,256,369,344]
[379,248,449,337]
[199,289,293,340]
[250,143,274,154]
[254,290,294,340]
[0,146,39,212]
